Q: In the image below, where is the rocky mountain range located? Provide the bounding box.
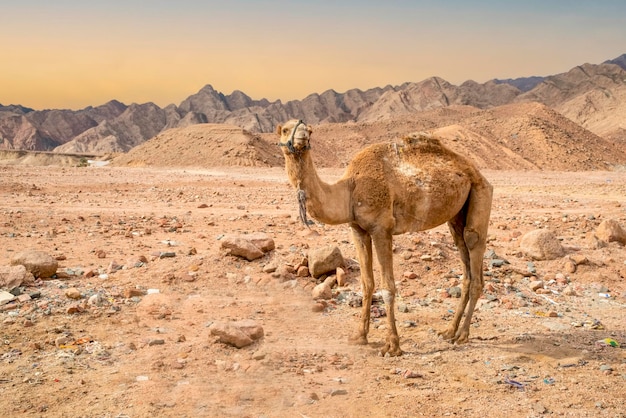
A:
[0,54,625,155]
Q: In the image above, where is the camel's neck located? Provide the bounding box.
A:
[284,152,352,225]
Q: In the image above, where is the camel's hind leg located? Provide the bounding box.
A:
[440,209,471,342]
[441,181,493,343]
[348,224,374,346]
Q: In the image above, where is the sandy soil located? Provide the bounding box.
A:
[0,165,625,418]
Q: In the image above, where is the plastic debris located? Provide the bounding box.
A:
[503,377,526,391]
[596,338,620,348]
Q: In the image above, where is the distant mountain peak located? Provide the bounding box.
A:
[603,53,626,70]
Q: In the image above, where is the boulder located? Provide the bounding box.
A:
[519,229,564,261]
[209,320,264,348]
[221,233,275,261]
[308,246,344,278]
[0,265,35,290]
[10,250,58,278]
[595,219,626,245]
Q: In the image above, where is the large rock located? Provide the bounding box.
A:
[221,233,274,261]
[308,246,344,278]
[595,219,626,245]
[0,265,35,290]
[209,320,264,348]
[10,250,58,278]
[520,229,564,261]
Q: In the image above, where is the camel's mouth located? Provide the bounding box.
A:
[292,134,310,144]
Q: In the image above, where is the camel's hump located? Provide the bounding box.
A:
[401,132,442,147]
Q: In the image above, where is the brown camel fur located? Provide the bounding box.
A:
[277,119,493,356]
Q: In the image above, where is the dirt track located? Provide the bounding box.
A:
[1,165,625,417]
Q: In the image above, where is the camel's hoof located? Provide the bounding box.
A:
[438,328,456,341]
[440,329,469,344]
[453,333,469,345]
[348,335,368,346]
[380,343,403,357]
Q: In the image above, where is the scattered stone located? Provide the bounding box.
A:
[296,266,310,277]
[403,271,418,280]
[312,282,332,300]
[66,305,82,314]
[599,364,613,373]
[0,291,16,306]
[10,250,58,279]
[520,229,565,261]
[529,280,544,291]
[88,294,104,306]
[262,263,278,273]
[329,389,348,396]
[336,267,347,286]
[563,286,577,296]
[17,294,32,303]
[569,254,589,265]
[55,336,71,347]
[312,302,326,312]
[149,339,165,346]
[555,273,568,285]
[308,246,344,278]
[323,275,337,287]
[107,260,123,273]
[64,288,82,299]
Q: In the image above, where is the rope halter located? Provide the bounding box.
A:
[279,120,310,154]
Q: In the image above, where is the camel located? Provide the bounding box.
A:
[277,119,493,356]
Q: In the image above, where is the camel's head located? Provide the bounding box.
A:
[276,119,312,155]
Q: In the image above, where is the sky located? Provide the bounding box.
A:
[1,0,625,110]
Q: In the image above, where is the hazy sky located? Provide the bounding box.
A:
[2,0,625,110]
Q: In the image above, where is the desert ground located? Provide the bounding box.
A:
[0,164,625,417]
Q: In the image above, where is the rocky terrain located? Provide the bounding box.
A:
[0,163,625,417]
[1,54,625,154]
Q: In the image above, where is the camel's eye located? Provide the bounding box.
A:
[282,128,289,134]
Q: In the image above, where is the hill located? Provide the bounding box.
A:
[111,124,283,168]
[110,102,626,171]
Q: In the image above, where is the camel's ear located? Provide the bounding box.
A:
[276,125,283,135]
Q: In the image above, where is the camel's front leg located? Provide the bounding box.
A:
[348,225,374,346]
[372,231,402,356]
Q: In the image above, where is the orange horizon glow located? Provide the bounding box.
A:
[2,1,625,110]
